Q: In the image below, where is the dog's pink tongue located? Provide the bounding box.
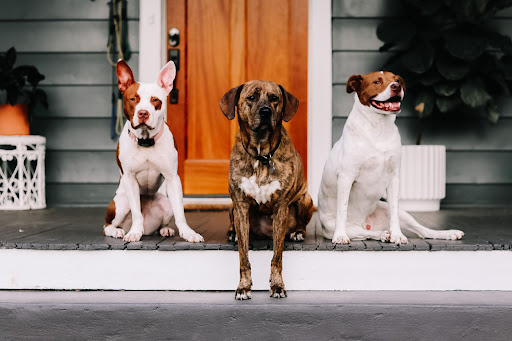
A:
[389,101,400,111]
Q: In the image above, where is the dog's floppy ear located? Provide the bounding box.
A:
[279,85,299,122]
[116,59,135,93]
[157,61,177,93]
[219,84,244,120]
[346,74,363,94]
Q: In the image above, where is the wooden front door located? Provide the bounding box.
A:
[166,0,308,194]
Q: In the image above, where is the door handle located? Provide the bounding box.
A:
[168,49,180,104]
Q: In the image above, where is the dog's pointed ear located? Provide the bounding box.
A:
[116,59,135,93]
[219,84,244,120]
[157,61,177,93]
[279,85,299,122]
[346,74,363,94]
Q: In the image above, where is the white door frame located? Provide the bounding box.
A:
[139,0,332,205]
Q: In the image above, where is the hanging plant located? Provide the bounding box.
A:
[376,0,512,143]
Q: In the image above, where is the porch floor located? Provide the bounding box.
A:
[0,207,511,251]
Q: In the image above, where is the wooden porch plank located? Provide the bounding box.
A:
[0,208,511,251]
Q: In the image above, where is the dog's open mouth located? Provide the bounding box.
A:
[371,96,401,112]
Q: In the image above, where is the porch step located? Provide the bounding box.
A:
[1,208,512,291]
[1,291,512,340]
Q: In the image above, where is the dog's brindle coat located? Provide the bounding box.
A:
[220,80,313,300]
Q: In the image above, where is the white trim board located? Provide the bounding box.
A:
[139,0,333,205]
[2,249,512,291]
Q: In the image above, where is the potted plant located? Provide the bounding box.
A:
[376,0,512,211]
[0,47,48,135]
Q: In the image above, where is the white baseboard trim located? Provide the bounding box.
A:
[183,197,232,206]
[2,249,511,291]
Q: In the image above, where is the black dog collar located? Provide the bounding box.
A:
[128,122,165,148]
[242,137,281,174]
[135,137,155,147]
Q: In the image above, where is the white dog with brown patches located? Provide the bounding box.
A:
[103,60,203,243]
[318,71,464,244]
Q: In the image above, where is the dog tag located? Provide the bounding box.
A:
[269,160,275,174]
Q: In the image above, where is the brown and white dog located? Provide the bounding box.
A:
[103,60,203,243]
[318,71,464,244]
[220,80,313,300]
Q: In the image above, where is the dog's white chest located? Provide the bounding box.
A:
[239,175,281,204]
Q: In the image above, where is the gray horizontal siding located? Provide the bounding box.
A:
[35,86,115,118]
[47,183,118,207]
[3,0,139,206]
[0,0,139,20]
[32,118,118,151]
[46,151,119,183]
[0,21,138,53]
[332,0,512,206]
[17,53,139,85]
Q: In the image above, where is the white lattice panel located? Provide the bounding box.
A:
[0,135,46,210]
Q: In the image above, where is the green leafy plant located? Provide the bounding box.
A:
[377,0,512,143]
[0,47,48,114]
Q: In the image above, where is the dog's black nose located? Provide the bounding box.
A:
[259,107,272,119]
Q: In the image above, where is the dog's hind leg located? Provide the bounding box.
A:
[399,210,464,240]
[227,204,237,242]
[104,195,130,239]
[158,194,175,237]
[288,192,314,241]
[369,201,464,240]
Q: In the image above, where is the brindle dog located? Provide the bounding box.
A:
[220,80,313,300]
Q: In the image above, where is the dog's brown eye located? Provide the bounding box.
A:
[373,81,381,84]
[247,95,256,101]
[152,98,159,102]
[270,95,279,102]
[130,97,135,101]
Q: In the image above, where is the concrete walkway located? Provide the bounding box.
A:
[1,291,512,340]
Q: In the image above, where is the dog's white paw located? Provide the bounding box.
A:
[159,227,175,237]
[124,232,142,242]
[180,230,204,243]
[390,232,408,245]
[380,231,391,242]
[443,229,465,240]
[290,232,304,241]
[332,233,350,244]
[235,288,252,300]
[104,225,126,239]
[270,285,287,299]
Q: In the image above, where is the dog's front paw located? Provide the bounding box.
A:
[380,231,391,242]
[289,231,305,241]
[444,229,465,240]
[104,225,126,239]
[332,233,350,244]
[180,230,204,243]
[124,232,143,242]
[390,232,408,245]
[235,287,252,300]
[270,284,287,298]
[159,227,175,237]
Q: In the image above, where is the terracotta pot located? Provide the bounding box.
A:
[0,104,29,135]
